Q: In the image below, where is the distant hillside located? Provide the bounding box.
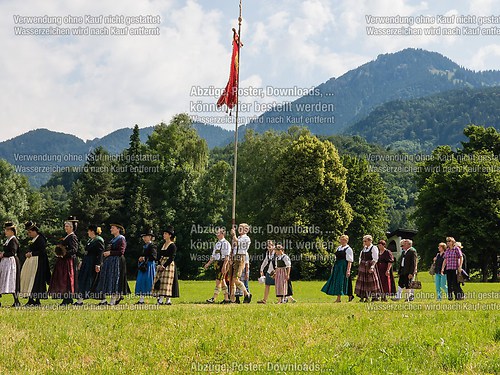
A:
[346,87,500,152]
[0,122,234,187]
[245,48,500,136]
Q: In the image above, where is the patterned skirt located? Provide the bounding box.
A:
[95,255,131,296]
[0,256,20,294]
[78,255,100,299]
[275,268,288,297]
[321,259,349,296]
[135,261,156,295]
[48,257,76,299]
[354,262,382,298]
[152,259,179,298]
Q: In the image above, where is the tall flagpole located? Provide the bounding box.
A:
[232,0,243,230]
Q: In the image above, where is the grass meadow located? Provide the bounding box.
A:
[0,273,499,374]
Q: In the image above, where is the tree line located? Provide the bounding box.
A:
[1,115,498,281]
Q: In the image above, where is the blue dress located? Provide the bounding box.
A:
[135,242,157,295]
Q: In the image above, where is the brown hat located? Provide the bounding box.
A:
[110,223,126,234]
[24,221,40,232]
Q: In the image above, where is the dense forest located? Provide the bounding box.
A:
[1,116,499,281]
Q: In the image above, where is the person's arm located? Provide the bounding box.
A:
[95,239,105,266]
[441,257,446,274]
[285,255,292,280]
[260,255,269,275]
[346,247,354,277]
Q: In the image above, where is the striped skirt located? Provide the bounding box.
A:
[354,262,382,298]
[275,268,288,297]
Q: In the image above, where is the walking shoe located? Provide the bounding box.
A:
[243,294,252,304]
[257,299,266,304]
[220,300,231,304]
[206,298,215,304]
[73,302,84,306]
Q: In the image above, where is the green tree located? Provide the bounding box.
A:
[68,147,122,228]
[0,159,32,225]
[415,125,500,281]
[273,132,353,279]
[146,114,209,278]
[342,155,389,251]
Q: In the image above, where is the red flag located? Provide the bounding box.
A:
[217,29,241,113]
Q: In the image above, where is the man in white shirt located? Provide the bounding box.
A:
[204,228,231,303]
[229,223,252,303]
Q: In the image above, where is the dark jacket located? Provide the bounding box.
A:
[399,247,417,275]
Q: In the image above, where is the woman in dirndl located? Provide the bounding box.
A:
[354,235,383,302]
[376,239,396,301]
[0,222,21,307]
[273,244,291,304]
[321,234,354,302]
[74,224,104,305]
[20,221,51,306]
[135,229,157,304]
[48,216,79,305]
[95,223,131,305]
[152,226,179,305]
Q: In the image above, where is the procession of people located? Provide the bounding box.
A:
[0,216,469,307]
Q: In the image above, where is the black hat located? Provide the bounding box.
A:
[67,216,79,223]
[4,222,16,235]
[87,224,102,235]
[24,221,40,232]
[163,226,175,238]
[110,223,126,234]
[141,229,155,237]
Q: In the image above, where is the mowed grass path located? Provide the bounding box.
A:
[0,274,499,374]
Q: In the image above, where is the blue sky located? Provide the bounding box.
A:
[1,0,499,141]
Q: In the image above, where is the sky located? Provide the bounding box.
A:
[1,0,499,142]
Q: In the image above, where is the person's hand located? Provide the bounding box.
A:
[458,267,462,273]
[0,252,3,259]
[26,252,32,258]
[158,265,166,271]
[369,267,374,274]
[139,256,145,262]
[346,270,351,278]
[77,262,81,271]
[385,270,390,276]
[260,272,264,277]
[203,263,209,270]
[103,251,110,257]
[408,274,414,279]
[95,265,100,273]
[230,228,236,236]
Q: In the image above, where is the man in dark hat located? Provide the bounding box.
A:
[1,222,21,307]
[21,221,51,306]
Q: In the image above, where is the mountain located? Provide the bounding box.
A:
[245,48,500,136]
[345,86,500,152]
[0,123,234,187]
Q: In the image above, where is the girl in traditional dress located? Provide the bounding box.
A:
[74,225,104,305]
[48,216,79,305]
[20,221,51,306]
[376,239,395,301]
[96,223,131,305]
[321,234,354,302]
[257,240,275,304]
[135,229,157,304]
[273,244,291,304]
[0,222,21,307]
[354,235,383,302]
[152,226,179,305]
